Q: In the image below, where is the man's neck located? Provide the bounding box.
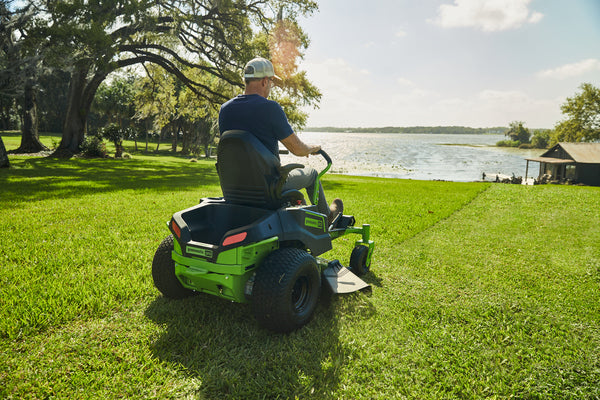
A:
[244,80,268,98]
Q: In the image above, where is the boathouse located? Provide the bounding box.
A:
[525,142,600,186]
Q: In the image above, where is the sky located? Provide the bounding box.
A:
[296,0,600,129]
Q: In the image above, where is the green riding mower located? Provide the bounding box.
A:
[152,130,374,333]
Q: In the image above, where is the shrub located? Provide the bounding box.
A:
[496,140,520,147]
[81,135,108,158]
[100,123,126,157]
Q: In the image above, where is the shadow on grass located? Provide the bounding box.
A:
[144,288,371,399]
[0,157,219,204]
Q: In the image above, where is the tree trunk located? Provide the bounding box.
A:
[54,68,87,157]
[172,121,180,153]
[0,136,10,168]
[14,77,48,153]
[156,126,164,152]
[181,122,192,156]
[0,98,16,130]
[53,66,107,158]
[115,141,123,158]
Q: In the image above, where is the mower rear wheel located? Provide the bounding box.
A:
[252,248,321,333]
[152,235,196,299]
[349,245,370,276]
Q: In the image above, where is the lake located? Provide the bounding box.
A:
[281,132,543,182]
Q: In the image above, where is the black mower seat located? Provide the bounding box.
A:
[217,130,304,210]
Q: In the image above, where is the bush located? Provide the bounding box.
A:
[496,140,520,147]
[531,130,550,149]
[81,135,107,158]
[100,123,126,157]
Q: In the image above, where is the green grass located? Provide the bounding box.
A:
[1,141,599,398]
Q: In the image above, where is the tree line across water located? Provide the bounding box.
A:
[304,126,507,134]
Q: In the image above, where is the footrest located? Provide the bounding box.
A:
[329,214,355,231]
[322,260,370,294]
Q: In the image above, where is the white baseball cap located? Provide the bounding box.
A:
[244,57,282,82]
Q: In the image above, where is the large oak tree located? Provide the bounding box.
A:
[24,0,317,157]
[1,1,48,153]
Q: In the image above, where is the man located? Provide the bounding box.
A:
[218,57,343,224]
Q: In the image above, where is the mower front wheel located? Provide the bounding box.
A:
[152,235,196,299]
[349,245,370,276]
[252,248,321,333]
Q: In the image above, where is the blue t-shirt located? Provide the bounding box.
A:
[218,94,294,157]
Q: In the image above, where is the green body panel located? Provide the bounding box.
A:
[173,237,279,303]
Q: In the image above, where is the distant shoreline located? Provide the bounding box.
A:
[303,126,507,135]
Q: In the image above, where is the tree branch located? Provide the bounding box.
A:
[116,53,229,102]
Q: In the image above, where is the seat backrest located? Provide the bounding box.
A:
[217,130,283,209]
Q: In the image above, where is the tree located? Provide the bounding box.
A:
[268,15,321,131]
[26,0,317,157]
[0,1,48,153]
[92,74,137,130]
[178,66,232,156]
[100,123,127,158]
[505,121,531,144]
[0,95,16,130]
[37,69,70,133]
[134,63,233,156]
[551,83,600,144]
[530,129,550,149]
[133,65,180,152]
[0,136,9,167]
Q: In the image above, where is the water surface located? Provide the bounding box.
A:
[280,132,542,182]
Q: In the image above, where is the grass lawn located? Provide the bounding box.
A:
[1,136,599,399]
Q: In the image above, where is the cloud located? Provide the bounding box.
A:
[301,58,362,96]
[396,78,415,87]
[300,58,561,128]
[300,58,377,123]
[536,59,600,80]
[395,29,408,38]
[478,89,530,102]
[430,0,544,32]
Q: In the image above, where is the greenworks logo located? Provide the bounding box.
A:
[305,217,324,230]
[187,246,213,258]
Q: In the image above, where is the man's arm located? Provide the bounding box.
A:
[280,133,321,157]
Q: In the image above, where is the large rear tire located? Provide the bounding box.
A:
[251,248,321,333]
[152,235,196,299]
